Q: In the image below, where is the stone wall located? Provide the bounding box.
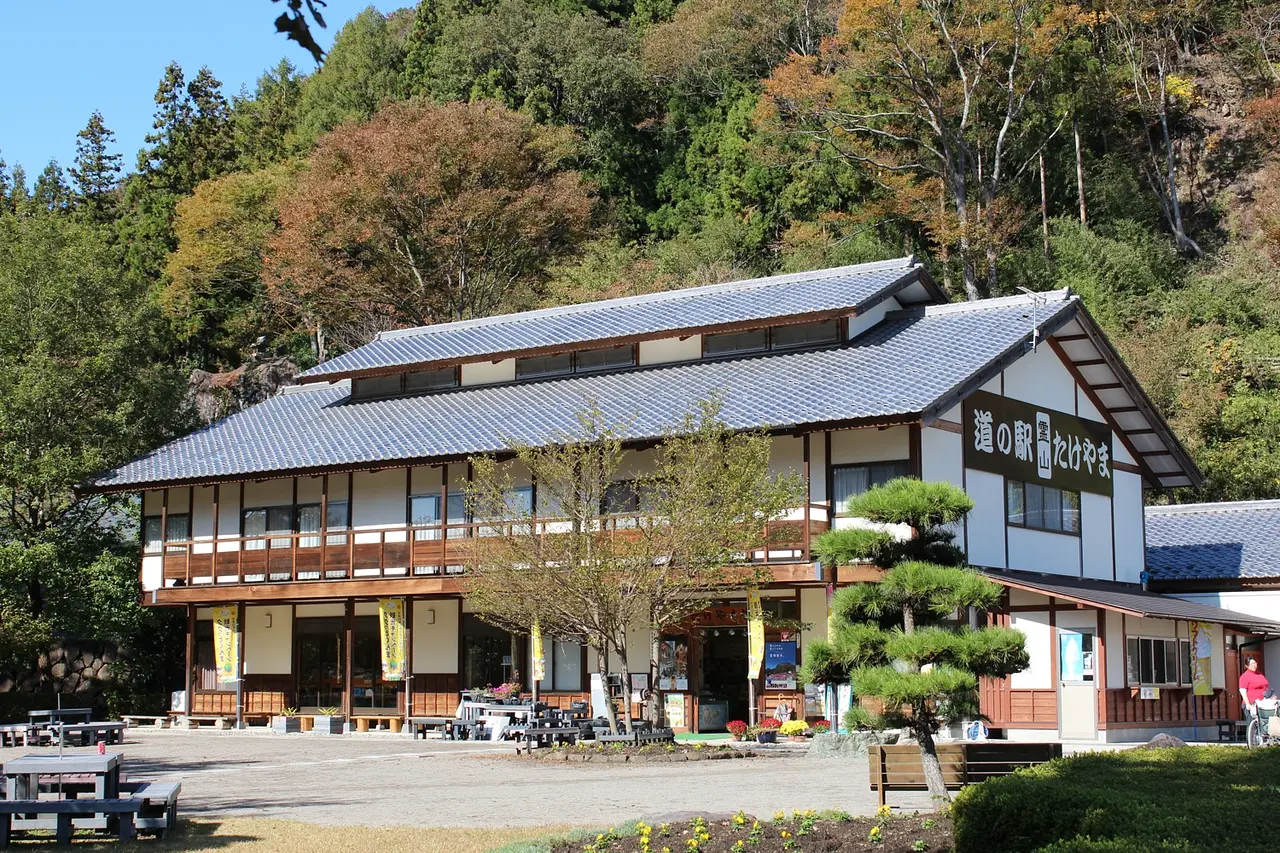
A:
[0,639,123,695]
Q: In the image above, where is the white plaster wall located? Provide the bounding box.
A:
[296,603,344,618]
[411,465,443,496]
[413,599,460,672]
[244,605,293,674]
[1175,590,1280,624]
[965,469,1006,569]
[142,490,162,515]
[1008,528,1081,577]
[1056,610,1098,633]
[191,486,215,541]
[1105,611,1124,689]
[1077,387,1104,422]
[810,432,828,503]
[1114,439,1136,466]
[1002,345,1077,412]
[1125,616,1177,639]
[829,425,909,464]
[799,587,828,666]
[217,484,242,541]
[243,479,293,509]
[1113,471,1144,583]
[1008,588,1042,606]
[922,428,965,554]
[354,601,380,617]
[462,359,515,385]
[352,469,408,537]
[296,476,323,504]
[1081,492,1114,580]
[141,557,162,592]
[1011,611,1052,689]
[607,624,653,674]
[846,297,900,339]
[639,336,701,365]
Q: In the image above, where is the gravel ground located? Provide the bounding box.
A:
[0,730,934,828]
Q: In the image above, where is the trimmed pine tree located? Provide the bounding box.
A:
[801,479,1029,801]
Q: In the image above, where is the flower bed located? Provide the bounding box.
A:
[555,809,953,853]
[526,742,750,763]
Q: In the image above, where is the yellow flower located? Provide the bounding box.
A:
[877,804,892,820]
[780,831,791,839]
[774,811,785,821]
[869,825,883,840]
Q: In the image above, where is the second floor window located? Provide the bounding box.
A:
[516,345,635,379]
[243,500,348,549]
[1006,480,1080,534]
[832,461,910,515]
[143,513,190,553]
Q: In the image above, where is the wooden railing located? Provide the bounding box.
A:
[155,505,831,588]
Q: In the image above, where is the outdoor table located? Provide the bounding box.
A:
[478,706,532,740]
[48,722,126,748]
[27,709,93,727]
[2,752,122,831]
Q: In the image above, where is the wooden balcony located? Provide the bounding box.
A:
[149,505,832,602]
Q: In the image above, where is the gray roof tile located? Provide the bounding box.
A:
[298,257,925,380]
[1146,501,1280,581]
[87,291,1077,491]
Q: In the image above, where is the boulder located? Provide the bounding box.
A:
[808,730,900,760]
[1142,733,1187,749]
[50,662,66,679]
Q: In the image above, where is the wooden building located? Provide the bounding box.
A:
[84,257,1279,738]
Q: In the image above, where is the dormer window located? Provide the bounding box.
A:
[406,367,458,392]
[351,366,459,400]
[704,319,841,357]
[516,353,574,379]
[576,344,634,372]
[516,344,636,379]
[351,374,404,399]
[704,329,768,356]
[772,319,840,349]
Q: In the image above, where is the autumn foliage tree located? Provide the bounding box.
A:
[267,100,595,354]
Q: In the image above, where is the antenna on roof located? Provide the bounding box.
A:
[1016,286,1046,352]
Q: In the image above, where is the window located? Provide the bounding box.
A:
[143,514,190,553]
[1059,631,1094,682]
[540,640,584,692]
[405,367,458,392]
[704,329,769,356]
[516,353,574,379]
[242,506,295,550]
[351,374,404,399]
[193,620,222,691]
[1126,636,1182,686]
[771,320,840,349]
[576,345,635,372]
[1006,481,1080,534]
[832,461,911,515]
[1180,639,1193,685]
[602,480,640,514]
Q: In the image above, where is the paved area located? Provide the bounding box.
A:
[0,730,933,827]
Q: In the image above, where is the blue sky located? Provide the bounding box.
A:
[0,1,399,185]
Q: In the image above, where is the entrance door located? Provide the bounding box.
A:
[699,629,748,732]
[296,617,345,711]
[1057,629,1097,741]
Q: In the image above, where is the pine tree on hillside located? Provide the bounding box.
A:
[70,111,123,222]
[33,161,72,213]
[802,479,1029,801]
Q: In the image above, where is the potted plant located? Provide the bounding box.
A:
[780,720,809,742]
[808,720,832,737]
[756,717,781,744]
[491,681,522,704]
[312,706,346,735]
[726,720,749,741]
[270,707,303,734]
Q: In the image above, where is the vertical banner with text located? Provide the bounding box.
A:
[1189,621,1213,696]
[378,598,407,681]
[212,606,239,684]
[531,621,546,682]
[747,586,765,680]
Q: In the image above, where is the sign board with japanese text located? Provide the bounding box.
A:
[963,390,1114,496]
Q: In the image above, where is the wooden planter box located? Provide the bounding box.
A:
[312,715,346,735]
[270,716,304,734]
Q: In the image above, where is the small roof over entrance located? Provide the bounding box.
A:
[979,569,1280,634]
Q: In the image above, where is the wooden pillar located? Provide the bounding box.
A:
[440,463,449,566]
[235,602,246,727]
[1048,598,1058,693]
[184,605,195,715]
[186,486,194,581]
[291,478,299,580]
[802,433,812,562]
[1095,607,1107,730]
[160,489,170,581]
[320,474,329,577]
[344,598,355,719]
[908,423,923,479]
[404,598,414,725]
[238,481,246,580]
[211,484,220,581]
[347,472,355,575]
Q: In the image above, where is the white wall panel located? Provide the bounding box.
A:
[1011,611,1052,689]
[846,297,900,339]
[461,359,515,385]
[922,428,965,553]
[243,479,293,509]
[1081,492,1114,580]
[830,426,909,464]
[244,605,293,674]
[964,469,1006,569]
[1002,344,1077,412]
[1105,611,1124,688]
[1112,471,1144,583]
[639,336,701,365]
[1008,527,1081,577]
[352,469,408,530]
[413,599,460,673]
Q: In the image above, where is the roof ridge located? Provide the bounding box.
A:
[375,256,919,341]
[1146,499,1280,516]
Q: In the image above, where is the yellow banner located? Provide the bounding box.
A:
[531,622,546,682]
[213,606,239,684]
[379,598,407,681]
[747,586,765,680]
[1189,621,1212,696]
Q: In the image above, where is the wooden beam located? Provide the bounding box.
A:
[184,605,195,712]
[1090,383,1124,391]
[149,576,465,605]
[929,419,963,434]
[344,598,354,718]
[1053,334,1089,342]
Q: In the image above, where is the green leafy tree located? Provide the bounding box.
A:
[69,111,123,222]
[32,162,72,214]
[803,479,1028,800]
[232,59,305,170]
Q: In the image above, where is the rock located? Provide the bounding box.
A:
[50,663,66,679]
[808,730,900,760]
[1142,733,1187,749]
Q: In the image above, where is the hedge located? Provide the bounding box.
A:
[952,746,1280,853]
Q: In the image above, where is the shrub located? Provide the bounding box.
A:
[952,747,1280,853]
[779,720,809,736]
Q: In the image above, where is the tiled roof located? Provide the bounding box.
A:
[1146,501,1280,581]
[87,290,1078,491]
[298,257,930,381]
[981,569,1280,633]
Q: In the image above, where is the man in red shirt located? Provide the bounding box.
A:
[1239,657,1269,712]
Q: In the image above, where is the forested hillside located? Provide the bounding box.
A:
[0,0,1278,705]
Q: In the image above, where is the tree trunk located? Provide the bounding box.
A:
[1073,118,1087,226]
[595,645,620,734]
[1158,108,1202,257]
[647,635,660,724]
[917,726,952,801]
[616,639,635,734]
[1039,151,1050,258]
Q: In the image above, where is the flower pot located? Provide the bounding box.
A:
[787,735,806,742]
[756,730,777,744]
[312,714,346,735]
[270,716,303,734]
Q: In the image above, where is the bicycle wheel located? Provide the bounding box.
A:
[1246,718,1261,749]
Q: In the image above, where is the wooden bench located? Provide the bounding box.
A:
[49,722,127,748]
[409,717,450,740]
[0,780,180,845]
[352,716,403,733]
[121,715,169,729]
[1218,720,1246,742]
[0,725,34,748]
[869,742,1063,806]
[517,726,581,753]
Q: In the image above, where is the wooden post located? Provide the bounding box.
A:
[440,463,449,567]
[347,472,355,576]
[235,602,246,728]
[184,605,195,715]
[1095,607,1107,731]
[344,598,354,719]
[238,481,246,580]
[186,486,194,581]
[160,489,170,582]
[320,474,329,578]
[405,598,414,727]
[802,433,811,562]
[211,484,220,581]
[291,478,299,581]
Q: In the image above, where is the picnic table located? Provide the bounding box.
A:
[28,709,93,727]
[3,752,122,830]
[47,721,126,748]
